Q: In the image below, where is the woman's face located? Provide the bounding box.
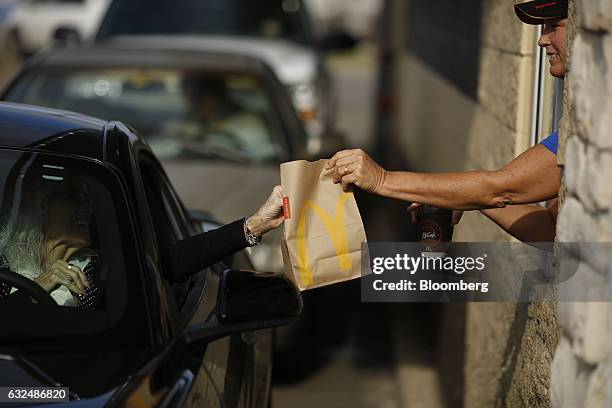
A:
[44,192,92,248]
[538,18,568,79]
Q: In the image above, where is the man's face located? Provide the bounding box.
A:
[538,18,568,78]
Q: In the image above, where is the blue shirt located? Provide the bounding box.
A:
[540,131,558,155]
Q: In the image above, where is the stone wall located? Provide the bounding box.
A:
[390,1,562,406]
[552,0,612,406]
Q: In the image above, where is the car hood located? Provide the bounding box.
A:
[105,35,319,85]
[162,160,280,224]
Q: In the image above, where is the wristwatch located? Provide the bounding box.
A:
[243,218,262,247]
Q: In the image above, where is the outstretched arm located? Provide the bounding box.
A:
[163,186,285,281]
[326,145,561,210]
[480,199,558,242]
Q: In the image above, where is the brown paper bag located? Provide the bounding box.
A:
[280,159,367,291]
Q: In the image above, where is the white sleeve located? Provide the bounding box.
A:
[50,286,77,306]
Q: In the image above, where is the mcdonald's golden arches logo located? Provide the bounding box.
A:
[296,192,354,285]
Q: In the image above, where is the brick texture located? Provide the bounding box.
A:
[553,0,612,406]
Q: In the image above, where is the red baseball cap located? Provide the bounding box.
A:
[514,0,568,25]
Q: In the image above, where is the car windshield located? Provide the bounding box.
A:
[5,68,288,163]
[0,149,133,340]
[97,0,312,45]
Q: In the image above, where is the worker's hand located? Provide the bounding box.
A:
[406,203,464,225]
[325,149,388,194]
[34,260,89,295]
[247,185,285,236]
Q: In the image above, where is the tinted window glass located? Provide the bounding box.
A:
[138,155,201,312]
[5,68,288,163]
[0,149,133,340]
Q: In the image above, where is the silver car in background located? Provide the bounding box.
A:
[93,0,356,154]
[2,0,109,56]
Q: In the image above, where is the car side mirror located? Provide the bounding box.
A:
[217,269,302,324]
[319,30,358,52]
[184,269,302,344]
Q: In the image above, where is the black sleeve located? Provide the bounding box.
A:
[163,218,249,282]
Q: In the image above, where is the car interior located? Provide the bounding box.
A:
[0,149,132,340]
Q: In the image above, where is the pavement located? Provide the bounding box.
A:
[273,346,400,408]
[327,44,380,150]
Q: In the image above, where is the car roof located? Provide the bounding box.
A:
[32,40,274,75]
[0,102,108,160]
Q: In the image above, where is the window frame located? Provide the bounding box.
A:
[0,148,149,346]
[136,150,208,327]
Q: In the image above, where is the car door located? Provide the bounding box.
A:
[136,150,260,407]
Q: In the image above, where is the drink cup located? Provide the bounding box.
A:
[416,205,454,257]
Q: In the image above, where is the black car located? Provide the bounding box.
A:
[0,102,301,407]
[0,45,345,376]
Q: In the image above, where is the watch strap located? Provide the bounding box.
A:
[243,218,262,246]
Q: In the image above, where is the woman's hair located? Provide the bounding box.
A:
[0,178,90,278]
[0,222,45,280]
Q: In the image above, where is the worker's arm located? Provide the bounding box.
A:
[480,199,558,242]
[326,145,561,210]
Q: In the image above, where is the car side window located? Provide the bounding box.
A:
[137,153,202,313]
[0,150,135,341]
[141,166,182,241]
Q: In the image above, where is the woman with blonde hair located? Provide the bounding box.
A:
[0,178,98,308]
